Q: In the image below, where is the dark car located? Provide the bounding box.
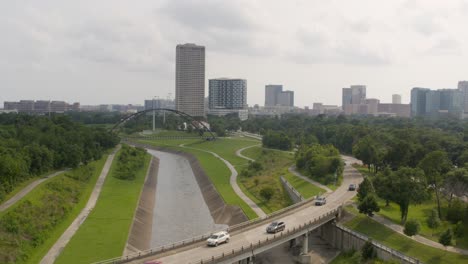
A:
[266,221,285,233]
[348,184,357,191]
[315,196,326,206]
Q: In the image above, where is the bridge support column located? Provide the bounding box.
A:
[298,231,311,264]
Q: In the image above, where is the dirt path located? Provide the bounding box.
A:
[40,146,120,264]
[0,170,69,213]
[180,144,267,218]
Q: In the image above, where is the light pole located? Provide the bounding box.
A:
[152,96,159,132]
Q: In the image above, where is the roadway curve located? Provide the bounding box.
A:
[0,170,69,213]
[138,155,363,264]
[180,144,267,218]
[40,146,120,264]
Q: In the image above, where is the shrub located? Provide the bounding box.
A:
[427,208,440,229]
[454,221,464,238]
[260,187,274,201]
[361,240,376,261]
[358,194,380,216]
[404,219,421,236]
[447,199,465,223]
[439,229,452,247]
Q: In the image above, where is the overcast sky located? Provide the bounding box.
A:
[1,0,467,107]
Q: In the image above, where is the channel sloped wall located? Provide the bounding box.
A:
[128,141,248,226]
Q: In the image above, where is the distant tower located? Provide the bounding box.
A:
[459,81,468,113]
[265,85,283,106]
[175,43,205,117]
[392,94,402,104]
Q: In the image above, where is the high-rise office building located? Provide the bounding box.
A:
[277,91,294,107]
[342,88,352,109]
[392,94,402,104]
[350,85,366,104]
[411,87,463,117]
[459,81,468,113]
[342,85,367,115]
[175,43,205,117]
[265,85,283,106]
[209,78,247,109]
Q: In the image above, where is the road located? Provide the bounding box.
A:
[0,170,68,212]
[139,155,363,264]
[40,147,120,264]
[180,144,267,218]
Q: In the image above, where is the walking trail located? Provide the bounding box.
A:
[0,170,68,213]
[180,143,267,218]
[40,146,121,264]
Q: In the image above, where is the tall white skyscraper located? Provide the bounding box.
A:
[175,43,205,117]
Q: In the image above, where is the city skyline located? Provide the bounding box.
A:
[1,1,468,107]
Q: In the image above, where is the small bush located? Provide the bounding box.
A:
[439,228,453,247]
[361,240,376,261]
[260,187,274,201]
[453,221,464,238]
[404,219,420,236]
[427,208,440,229]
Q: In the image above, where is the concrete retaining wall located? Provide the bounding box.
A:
[319,222,421,264]
[127,141,248,226]
[280,176,304,204]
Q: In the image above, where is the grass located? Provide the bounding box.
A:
[343,212,468,264]
[139,138,259,219]
[24,151,112,264]
[376,199,468,249]
[55,149,151,264]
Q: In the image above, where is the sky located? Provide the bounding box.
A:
[1,0,467,107]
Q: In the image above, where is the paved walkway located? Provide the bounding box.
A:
[40,146,120,264]
[0,170,69,213]
[180,144,267,218]
[235,144,261,162]
[288,166,333,194]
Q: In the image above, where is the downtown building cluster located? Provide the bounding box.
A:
[3,100,80,114]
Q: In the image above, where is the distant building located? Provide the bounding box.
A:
[342,85,367,115]
[458,81,468,114]
[3,100,79,114]
[175,43,205,117]
[351,85,366,105]
[342,88,352,109]
[312,103,342,115]
[365,99,380,116]
[392,94,402,104]
[378,103,411,118]
[144,99,175,111]
[411,87,463,118]
[208,78,248,120]
[277,90,294,107]
[265,85,283,106]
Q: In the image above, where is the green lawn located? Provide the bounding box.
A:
[24,152,112,264]
[139,138,259,219]
[55,150,151,264]
[344,213,468,264]
[376,199,468,249]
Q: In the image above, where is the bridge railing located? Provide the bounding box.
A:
[191,208,339,264]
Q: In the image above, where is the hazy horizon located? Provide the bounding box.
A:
[1,0,468,107]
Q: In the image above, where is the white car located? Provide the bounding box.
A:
[206,231,230,247]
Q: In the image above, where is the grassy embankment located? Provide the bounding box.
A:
[239,146,325,213]
[352,163,468,249]
[55,146,151,264]
[139,137,259,219]
[0,151,112,264]
[342,208,468,264]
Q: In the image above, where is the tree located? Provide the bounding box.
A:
[446,199,466,223]
[357,177,374,202]
[454,221,464,238]
[387,167,428,223]
[260,187,274,201]
[419,151,452,218]
[442,168,468,207]
[358,194,380,216]
[439,229,453,247]
[374,168,393,207]
[404,219,421,236]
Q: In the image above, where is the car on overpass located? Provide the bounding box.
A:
[206,231,230,247]
[266,221,285,233]
[348,183,357,191]
[315,196,327,206]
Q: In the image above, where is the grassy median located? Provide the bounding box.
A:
[55,147,151,264]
